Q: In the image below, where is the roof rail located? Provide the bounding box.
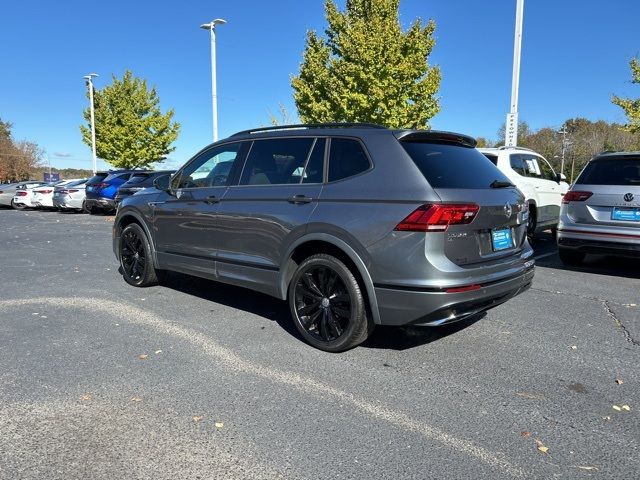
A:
[497,145,535,152]
[230,122,387,137]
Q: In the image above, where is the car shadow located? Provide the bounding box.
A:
[361,313,484,351]
[531,230,640,280]
[144,270,481,351]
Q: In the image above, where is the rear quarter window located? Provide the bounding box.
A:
[328,138,371,182]
[577,158,640,185]
[402,142,510,189]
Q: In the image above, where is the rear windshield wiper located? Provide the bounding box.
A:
[489,180,515,188]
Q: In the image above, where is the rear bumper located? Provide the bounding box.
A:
[374,263,535,326]
[53,196,83,210]
[558,227,640,257]
[84,197,117,210]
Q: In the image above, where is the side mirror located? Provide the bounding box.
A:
[153,173,172,193]
[555,173,567,183]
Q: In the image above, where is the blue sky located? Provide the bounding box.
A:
[1,0,639,171]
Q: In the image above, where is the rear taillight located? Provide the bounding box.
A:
[395,204,480,232]
[38,189,53,194]
[16,191,27,197]
[68,189,80,193]
[562,191,593,204]
[95,183,109,188]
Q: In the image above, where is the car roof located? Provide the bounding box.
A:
[592,151,640,160]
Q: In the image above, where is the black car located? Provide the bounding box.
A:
[115,170,175,204]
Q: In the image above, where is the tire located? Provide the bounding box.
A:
[558,248,585,266]
[288,253,372,352]
[11,199,26,210]
[526,207,537,244]
[118,223,160,287]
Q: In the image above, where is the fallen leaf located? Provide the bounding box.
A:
[615,378,624,385]
[214,422,224,429]
[613,405,621,411]
[621,405,631,411]
[193,416,203,423]
[130,397,142,402]
[80,394,92,401]
[154,350,162,355]
[138,354,148,360]
[537,446,549,454]
[520,431,531,438]
[576,466,598,471]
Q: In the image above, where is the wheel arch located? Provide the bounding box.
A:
[280,234,381,325]
[115,210,157,264]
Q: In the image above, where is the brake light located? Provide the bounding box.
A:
[95,183,109,188]
[16,191,27,197]
[395,204,480,232]
[38,189,53,194]
[562,191,592,204]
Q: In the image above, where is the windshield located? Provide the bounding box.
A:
[401,142,511,189]
[576,158,640,185]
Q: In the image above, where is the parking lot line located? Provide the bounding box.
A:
[0,296,525,478]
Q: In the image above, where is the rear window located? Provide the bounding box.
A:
[576,158,640,185]
[103,172,131,182]
[402,142,511,189]
[87,173,108,184]
[126,173,152,185]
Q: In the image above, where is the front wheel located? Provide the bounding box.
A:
[118,223,160,287]
[11,200,26,210]
[288,254,372,352]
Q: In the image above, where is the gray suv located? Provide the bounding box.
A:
[113,124,534,352]
[558,151,640,264]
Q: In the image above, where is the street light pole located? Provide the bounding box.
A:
[83,73,99,174]
[201,19,226,142]
[505,0,524,147]
[558,124,568,176]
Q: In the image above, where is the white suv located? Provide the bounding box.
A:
[478,147,569,238]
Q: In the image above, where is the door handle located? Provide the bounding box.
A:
[203,195,219,204]
[288,195,313,204]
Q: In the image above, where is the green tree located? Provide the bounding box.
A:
[612,57,640,134]
[291,0,441,128]
[80,71,180,169]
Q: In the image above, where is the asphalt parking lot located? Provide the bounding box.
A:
[0,208,638,479]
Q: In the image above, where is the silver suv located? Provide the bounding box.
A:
[113,124,535,352]
[558,151,640,265]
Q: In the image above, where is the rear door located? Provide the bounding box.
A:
[401,141,528,266]
[214,137,323,290]
[520,154,562,223]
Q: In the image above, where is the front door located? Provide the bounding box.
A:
[214,137,325,293]
[153,141,249,274]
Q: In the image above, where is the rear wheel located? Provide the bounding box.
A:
[11,200,26,210]
[118,223,159,287]
[289,254,371,352]
[558,248,585,266]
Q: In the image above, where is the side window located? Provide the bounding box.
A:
[510,154,526,175]
[239,138,314,186]
[176,143,244,189]
[537,158,556,181]
[302,139,325,184]
[522,155,542,178]
[328,138,371,182]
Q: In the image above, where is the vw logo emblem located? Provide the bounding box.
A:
[504,202,512,218]
[624,193,634,202]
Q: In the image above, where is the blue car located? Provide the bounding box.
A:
[84,170,149,213]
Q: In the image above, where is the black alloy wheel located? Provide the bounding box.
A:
[119,223,159,287]
[289,254,371,352]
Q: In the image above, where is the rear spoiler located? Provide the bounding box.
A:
[395,130,477,148]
